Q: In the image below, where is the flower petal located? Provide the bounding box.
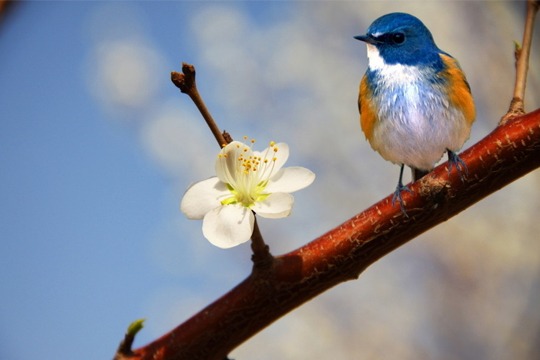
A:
[202,205,254,248]
[253,142,289,175]
[265,166,316,193]
[180,177,228,219]
[252,192,294,219]
[215,141,252,185]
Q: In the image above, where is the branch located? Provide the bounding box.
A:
[501,0,539,124]
[171,64,227,147]
[120,108,540,359]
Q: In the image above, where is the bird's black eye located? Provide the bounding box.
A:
[392,32,405,44]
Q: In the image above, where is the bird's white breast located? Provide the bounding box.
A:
[364,46,470,170]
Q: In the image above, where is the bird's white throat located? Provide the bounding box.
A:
[365,44,424,84]
[366,44,385,70]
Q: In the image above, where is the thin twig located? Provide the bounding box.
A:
[114,319,145,360]
[171,64,227,147]
[171,64,273,268]
[500,0,539,125]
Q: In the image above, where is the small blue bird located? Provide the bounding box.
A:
[355,12,475,213]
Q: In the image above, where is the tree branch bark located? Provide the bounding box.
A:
[119,108,540,360]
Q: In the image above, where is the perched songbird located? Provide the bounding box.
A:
[355,12,475,213]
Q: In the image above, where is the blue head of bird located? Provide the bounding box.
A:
[354,12,442,68]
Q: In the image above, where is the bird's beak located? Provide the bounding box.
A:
[354,34,378,45]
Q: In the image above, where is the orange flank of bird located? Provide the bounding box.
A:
[359,75,377,141]
[440,54,476,126]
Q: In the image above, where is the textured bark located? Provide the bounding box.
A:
[118,109,540,360]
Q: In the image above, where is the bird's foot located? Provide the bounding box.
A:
[392,182,412,217]
[447,150,468,181]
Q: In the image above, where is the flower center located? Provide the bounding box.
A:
[220,139,279,208]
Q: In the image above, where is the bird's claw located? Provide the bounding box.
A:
[447,150,468,181]
[392,183,412,217]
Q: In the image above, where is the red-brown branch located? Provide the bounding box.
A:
[120,109,540,359]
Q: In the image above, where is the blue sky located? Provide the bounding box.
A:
[1,2,539,359]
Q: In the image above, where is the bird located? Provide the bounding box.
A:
[355,12,475,214]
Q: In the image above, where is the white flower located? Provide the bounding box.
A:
[180,139,315,248]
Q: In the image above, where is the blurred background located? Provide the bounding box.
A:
[1,1,539,359]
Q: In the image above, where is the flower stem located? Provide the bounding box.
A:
[171,63,228,147]
[250,216,274,271]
